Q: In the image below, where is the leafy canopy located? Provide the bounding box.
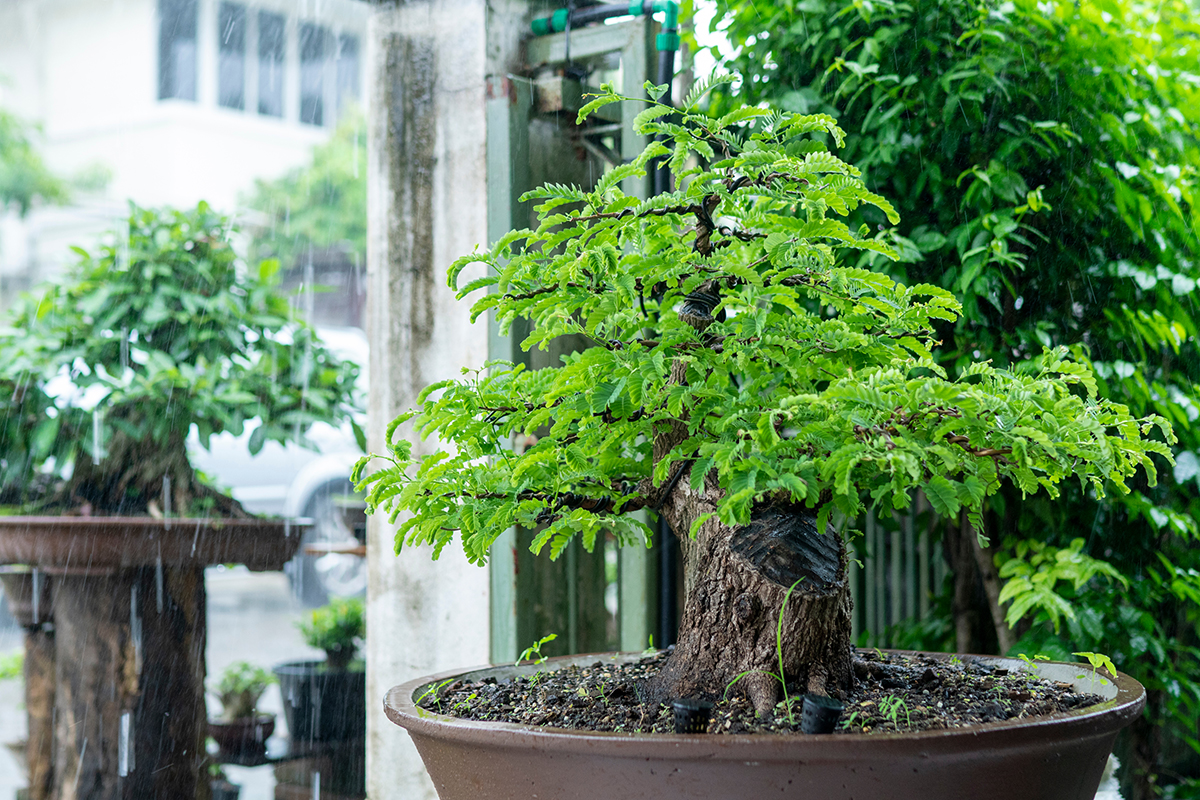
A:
[0,203,359,508]
[356,80,1171,565]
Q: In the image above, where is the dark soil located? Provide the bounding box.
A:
[416,649,1105,735]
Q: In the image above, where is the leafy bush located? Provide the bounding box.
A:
[297,597,364,670]
[704,0,1200,792]
[0,650,22,680]
[0,202,360,515]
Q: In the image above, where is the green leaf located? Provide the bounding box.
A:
[925,476,962,517]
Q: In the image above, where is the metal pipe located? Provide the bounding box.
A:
[531,1,680,54]
[652,46,675,196]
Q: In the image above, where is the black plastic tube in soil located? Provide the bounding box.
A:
[672,698,713,733]
[801,694,844,734]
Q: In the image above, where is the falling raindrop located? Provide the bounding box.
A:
[312,771,320,800]
[130,585,143,674]
[353,124,360,179]
[155,547,164,615]
[92,409,103,465]
[118,711,134,776]
[120,329,130,371]
[74,738,87,793]
[163,475,172,531]
[312,685,321,740]
[31,568,41,624]
[118,217,130,271]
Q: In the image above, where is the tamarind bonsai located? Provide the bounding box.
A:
[356,78,1172,714]
[0,202,359,517]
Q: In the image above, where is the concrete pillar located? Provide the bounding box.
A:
[365,1,525,797]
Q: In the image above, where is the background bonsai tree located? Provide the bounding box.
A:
[0,202,359,516]
[357,81,1171,714]
[297,596,364,670]
[212,661,275,721]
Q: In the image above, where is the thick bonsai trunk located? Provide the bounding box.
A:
[67,428,245,518]
[642,471,854,716]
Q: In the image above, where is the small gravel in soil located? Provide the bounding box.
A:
[416,649,1105,735]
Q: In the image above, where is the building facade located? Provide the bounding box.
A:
[0,0,368,304]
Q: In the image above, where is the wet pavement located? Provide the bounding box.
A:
[0,567,322,800]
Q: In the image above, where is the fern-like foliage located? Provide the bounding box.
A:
[356,84,1173,564]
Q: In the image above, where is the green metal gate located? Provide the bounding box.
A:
[485,18,660,665]
[483,16,950,665]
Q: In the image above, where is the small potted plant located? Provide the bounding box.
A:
[208,661,276,758]
[357,79,1166,799]
[275,597,366,743]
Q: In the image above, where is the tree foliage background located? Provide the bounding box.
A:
[242,108,366,271]
[0,108,66,214]
[700,0,1200,795]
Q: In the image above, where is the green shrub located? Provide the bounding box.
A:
[297,597,364,670]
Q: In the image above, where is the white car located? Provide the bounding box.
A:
[189,326,368,606]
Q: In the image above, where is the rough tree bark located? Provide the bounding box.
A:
[970,517,1014,655]
[67,429,244,517]
[642,470,855,715]
[53,566,208,800]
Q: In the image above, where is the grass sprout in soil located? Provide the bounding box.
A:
[416,650,1103,735]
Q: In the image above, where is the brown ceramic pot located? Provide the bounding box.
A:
[385,651,1144,800]
[208,714,276,758]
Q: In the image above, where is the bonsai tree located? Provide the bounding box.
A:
[357,81,1171,714]
[212,661,275,721]
[0,202,359,516]
[297,597,364,670]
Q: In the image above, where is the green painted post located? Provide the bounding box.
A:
[864,510,876,645]
[485,74,532,666]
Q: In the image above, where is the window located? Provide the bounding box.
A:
[217,3,246,110]
[299,23,329,126]
[258,11,285,117]
[158,0,197,101]
[336,34,360,116]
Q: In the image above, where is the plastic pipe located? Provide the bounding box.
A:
[531,1,680,53]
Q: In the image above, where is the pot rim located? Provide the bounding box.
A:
[0,515,308,570]
[273,660,366,675]
[384,649,1145,758]
[0,516,309,532]
[207,713,276,728]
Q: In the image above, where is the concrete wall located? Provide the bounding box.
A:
[364,0,525,795]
